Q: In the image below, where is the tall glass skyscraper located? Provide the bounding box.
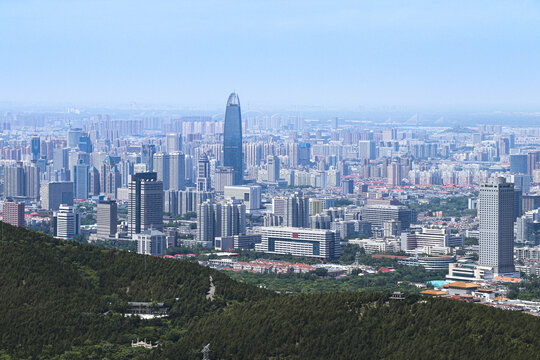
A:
[223,92,243,185]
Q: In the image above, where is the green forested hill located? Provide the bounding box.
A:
[158,292,540,360]
[1,224,540,360]
[0,224,268,359]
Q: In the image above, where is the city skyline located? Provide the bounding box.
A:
[2,2,540,358]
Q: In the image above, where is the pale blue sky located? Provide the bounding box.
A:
[1,0,539,110]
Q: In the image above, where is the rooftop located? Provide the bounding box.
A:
[443,281,480,289]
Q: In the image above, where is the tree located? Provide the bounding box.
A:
[313,268,328,277]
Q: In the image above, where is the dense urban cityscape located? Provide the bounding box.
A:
[2,93,540,316]
[3,1,540,359]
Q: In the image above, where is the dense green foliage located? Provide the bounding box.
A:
[157,292,540,360]
[508,276,540,301]
[465,236,479,245]
[407,195,476,217]
[2,224,540,359]
[0,224,268,359]
[226,263,445,294]
[334,198,353,206]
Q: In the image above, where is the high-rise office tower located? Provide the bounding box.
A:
[142,144,156,172]
[72,161,89,200]
[52,204,80,240]
[100,156,121,197]
[184,155,194,184]
[528,151,540,175]
[128,172,163,235]
[97,200,117,239]
[197,153,211,191]
[478,177,515,275]
[2,199,25,228]
[387,161,402,187]
[284,192,310,228]
[40,181,74,211]
[267,155,280,183]
[68,150,90,174]
[214,166,234,192]
[67,128,83,148]
[78,134,92,153]
[153,153,170,190]
[88,166,100,196]
[342,179,354,194]
[166,133,182,153]
[53,148,70,173]
[223,93,243,185]
[169,152,185,190]
[509,154,528,174]
[30,135,40,161]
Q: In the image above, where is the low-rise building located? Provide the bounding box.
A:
[446,262,494,282]
[255,227,340,260]
[135,229,167,256]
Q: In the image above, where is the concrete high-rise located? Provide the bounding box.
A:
[100,156,121,198]
[166,133,182,153]
[358,140,376,160]
[224,185,261,211]
[40,182,74,211]
[387,161,402,187]
[510,154,528,174]
[284,192,310,228]
[197,200,220,245]
[88,166,100,196]
[220,200,246,237]
[97,200,117,239]
[223,93,243,185]
[72,161,89,200]
[169,152,185,190]
[215,166,234,192]
[53,205,80,240]
[0,166,37,203]
[478,177,515,275]
[30,135,40,161]
[153,153,170,190]
[135,229,167,256]
[2,199,25,228]
[267,155,280,182]
[197,153,211,191]
[128,172,163,235]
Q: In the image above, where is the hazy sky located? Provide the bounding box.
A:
[1,0,540,110]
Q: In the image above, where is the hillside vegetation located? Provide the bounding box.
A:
[1,224,540,359]
[0,224,268,359]
[158,292,540,360]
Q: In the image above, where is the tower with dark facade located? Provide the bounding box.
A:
[223,93,243,185]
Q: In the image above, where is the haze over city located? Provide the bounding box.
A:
[1,0,540,112]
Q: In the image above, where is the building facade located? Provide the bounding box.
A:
[255,227,340,260]
[223,93,243,185]
[478,177,515,275]
[128,172,163,235]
